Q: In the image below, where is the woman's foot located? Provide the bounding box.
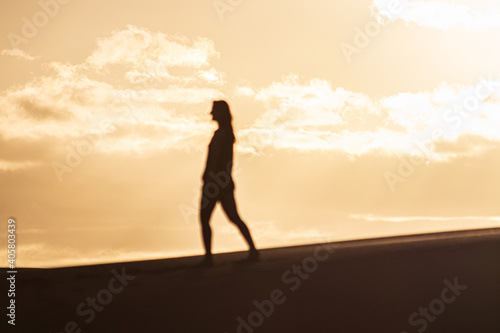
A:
[196,254,213,267]
[247,249,260,261]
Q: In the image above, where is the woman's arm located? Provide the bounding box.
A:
[203,133,223,181]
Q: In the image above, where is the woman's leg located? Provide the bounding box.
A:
[200,186,217,258]
[220,190,257,252]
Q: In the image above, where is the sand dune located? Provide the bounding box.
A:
[14,228,500,332]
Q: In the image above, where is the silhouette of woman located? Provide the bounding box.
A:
[199,100,259,265]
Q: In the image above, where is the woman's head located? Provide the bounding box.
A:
[211,100,235,142]
[211,100,232,123]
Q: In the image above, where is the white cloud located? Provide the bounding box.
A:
[383,79,500,141]
[0,74,220,150]
[238,75,387,155]
[198,68,224,85]
[235,86,256,97]
[350,214,500,223]
[3,25,500,165]
[86,25,222,85]
[87,25,217,68]
[238,75,500,160]
[372,0,500,31]
[1,48,40,61]
[253,74,378,130]
[0,26,224,157]
[0,160,42,171]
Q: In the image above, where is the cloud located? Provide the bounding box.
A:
[350,214,500,223]
[1,48,40,61]
[86,25,222,85]
[0,26,224,163]
[433,135,499,157]
[235,85,256,97]
[383,79,500,141]
[253,74,381,127]
[88,25,218,69]
[3,25,500,170]
[372,0,500,31]
[0,160,42,171]
[237,75,500,160]
[0,74,219,151]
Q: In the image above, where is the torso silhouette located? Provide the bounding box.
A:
[202,128,234,191]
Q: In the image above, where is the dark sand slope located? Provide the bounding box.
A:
[12,228,500,333]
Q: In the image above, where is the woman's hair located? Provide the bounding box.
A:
[212,100,236,142]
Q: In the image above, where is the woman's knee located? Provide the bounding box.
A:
[228,216,245,226]
[199,210,211,225]
[200,220,211,230]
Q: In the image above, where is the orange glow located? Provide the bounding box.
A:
[1,0,500,267]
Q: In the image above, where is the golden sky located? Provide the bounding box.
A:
[1,0,500,267]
